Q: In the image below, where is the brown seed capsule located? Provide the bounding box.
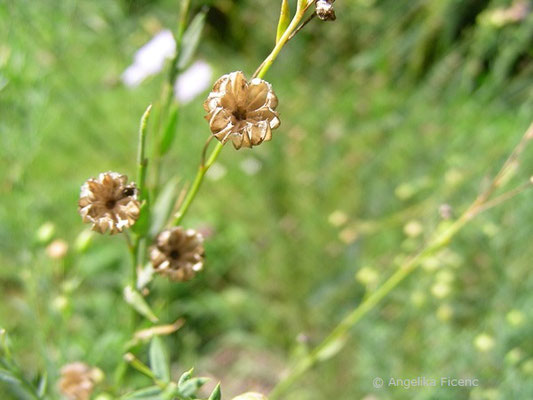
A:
[58,362,95,400]
[204,71,280,149]
[316,0,336,21]
[78,172,140,234]
[150,227,205,282]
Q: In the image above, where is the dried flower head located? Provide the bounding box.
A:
[150,227,204,282]
[204,71,280,149]
[78,172,140,234]
[316,0,336,21]
[58,362,97,400]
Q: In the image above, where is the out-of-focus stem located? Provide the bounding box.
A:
[152,0,192,194]
[269,214,467,399]
[269,123,533,399]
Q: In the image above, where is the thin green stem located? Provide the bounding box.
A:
[123,353,166,388]
[172,2,314,226]
[253,2,312,79]
[172,141,224,225]
[130,104,152,288]
[172,0,192,79]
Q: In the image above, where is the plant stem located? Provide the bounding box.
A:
[172,141,224,225]
[152,0,192,195]
[130,105,152,288]
[269,123,533,399]
[269,213,468,399]
[253,2,312,79]
[172,2,315,226]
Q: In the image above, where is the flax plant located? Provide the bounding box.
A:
[73,1,330,398]
[2,1,531,399]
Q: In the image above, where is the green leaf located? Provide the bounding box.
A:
[123,286,159,323]
[177,9,207,71]
[121,386,163,400]
[161,382,179,400]
[178,377,209,397]
[159,105,179,156]
[276,0,291,43]
[0,368,38,400]
[36,371,47,397]
[177,367,194,387]
[149,177,180,237]
[0,368,20,385]
[297,0,310,11]
[0,328,12,361]
[149,337,170,383]
[208,383,221,400]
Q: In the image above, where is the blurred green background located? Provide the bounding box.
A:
[1,0,533,399]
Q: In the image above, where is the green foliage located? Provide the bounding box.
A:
[149,337,170,383]
[276,0,291,43]
[0,1,532,400]
[177,9,208,71]
[159,105,180,156]
[124,286,159,323]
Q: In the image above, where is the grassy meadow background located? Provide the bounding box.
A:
[1,0,533,399]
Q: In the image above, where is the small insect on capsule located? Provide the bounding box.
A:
[122,186,136,198]
[316,0,336,21]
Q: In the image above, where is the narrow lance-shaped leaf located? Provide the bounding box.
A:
[276,0,291,43]
[159,104,179,156]
[162,382,179,400]
[123,286,159,323]
[208,383,221,400]
[149,336,170,383]
[178,377,209,397]
[0,368,39,400]
[121,385,163,400]
[0,328,12,362]
[177,9,208,71]
[177,368,194,387]
[0,368,20,385]
[137,104,153,202]
[36,371,47,397]
[297,0,311,11]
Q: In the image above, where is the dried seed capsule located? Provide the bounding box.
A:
[150,227,205,282]
[204,71,280,149]
[78,172,140,234]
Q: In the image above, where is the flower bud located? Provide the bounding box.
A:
[316,0,336,21]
